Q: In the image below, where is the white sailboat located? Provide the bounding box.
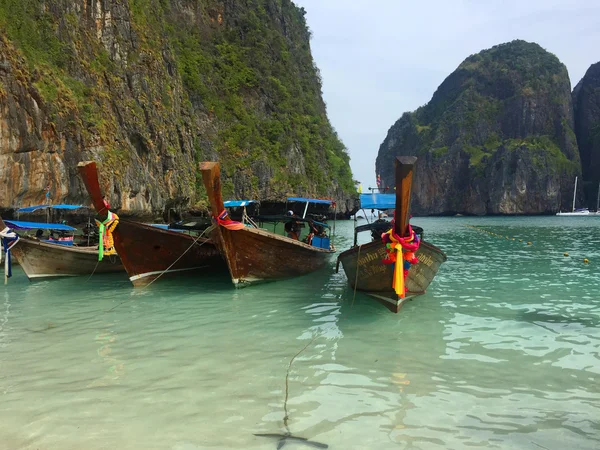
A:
[556,176,590,216]
[595,182,600,215]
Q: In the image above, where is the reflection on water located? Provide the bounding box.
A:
[0,218,599,449]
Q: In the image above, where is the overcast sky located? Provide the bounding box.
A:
[294,0,600,190]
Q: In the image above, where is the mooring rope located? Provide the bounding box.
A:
[350,244,362,310]
[283,334,318,433]
[104,228,210,313]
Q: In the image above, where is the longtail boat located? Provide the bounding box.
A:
[337,156,447,313]
[0,216,123,281]
[77,161,223,287]
[200,162,335,286]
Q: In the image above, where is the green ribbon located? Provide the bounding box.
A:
[97,211,114,261]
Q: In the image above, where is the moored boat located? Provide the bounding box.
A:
[200,161,335,286]
[0,217,123,280]
[337,156,447,313]
[77,161,224,287]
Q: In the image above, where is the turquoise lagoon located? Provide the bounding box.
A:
[0,217,599,449]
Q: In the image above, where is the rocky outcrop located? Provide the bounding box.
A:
[573,62,600,208]
[376,40,581,215]
[0,0,354,216]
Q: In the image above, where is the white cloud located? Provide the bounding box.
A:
[294,0,600,187]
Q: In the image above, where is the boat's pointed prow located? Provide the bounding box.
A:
[199,161,226,218]
[77,161,108,216]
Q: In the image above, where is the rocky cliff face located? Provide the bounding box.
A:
[573,62,600,208]
[376,40,581,215]
[0,0,354,216]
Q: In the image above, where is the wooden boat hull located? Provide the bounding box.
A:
[11,237,124,280]
[77,161,225,287]
[111,220,224,287]
[337,239,447,313]
[208,225,334,286]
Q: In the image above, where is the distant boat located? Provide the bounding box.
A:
[336,157,447,313]
[78,161,224,287]
[557,176,590,216]
[200,162,335,286]
[0,214,123,280]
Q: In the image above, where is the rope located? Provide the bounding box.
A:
[86,259,101,282]
[283,334,318,433]
[104,228,210,313]
[350,244,362,310]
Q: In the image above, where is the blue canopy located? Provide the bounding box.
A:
[360,193,396,210]
[5,220,76,231]
[224,200,256,207]
[287,197,333,205]
[17,204,84,213]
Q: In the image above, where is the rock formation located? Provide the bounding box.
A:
[573,62,600,209]
[0,0,354,216]
[376,40,581,215]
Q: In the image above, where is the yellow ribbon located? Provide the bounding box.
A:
[96,211,119,261]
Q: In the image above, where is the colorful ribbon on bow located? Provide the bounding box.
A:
[96,211,119,261]
[1,226,19,282]
[381,224,420,298]
[215,209,245,230]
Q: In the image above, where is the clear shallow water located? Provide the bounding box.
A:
[0,217,599,450]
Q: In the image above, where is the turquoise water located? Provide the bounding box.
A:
[0,217,599,449]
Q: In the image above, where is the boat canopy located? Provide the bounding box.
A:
[5,220,77,231]
[360,193,395,210]
[224,200,257,207]
[287,197,333,205]
[16,204,84,213]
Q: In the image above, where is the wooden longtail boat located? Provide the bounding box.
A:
[337,156,447,313]
[77,161,224,287]
[200,162,335,286]
[0,216,123,280]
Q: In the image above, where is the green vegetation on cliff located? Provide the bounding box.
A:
[376,40,581,215]
[0,0,353,209]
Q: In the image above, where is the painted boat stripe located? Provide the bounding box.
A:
[27,274,80,278]
[129,265,210,281]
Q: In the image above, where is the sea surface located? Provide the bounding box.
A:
[0,217,599,450]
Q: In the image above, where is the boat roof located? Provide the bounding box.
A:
[16,204,84,213]
[360,193,395,210]
[5,220,77,231]
[224,200,257,207]
[287,197,333,205]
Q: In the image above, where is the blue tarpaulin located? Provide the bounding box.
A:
[5,220,76,231]
[287,197,333,205]
[17,204,84,213]
[359,193,396,210]
[224,200,256,207]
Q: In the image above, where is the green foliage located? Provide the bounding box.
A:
[0,0,355,200]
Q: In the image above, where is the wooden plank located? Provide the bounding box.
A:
[394,156,417,238]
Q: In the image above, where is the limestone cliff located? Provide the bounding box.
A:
[573,62,600,208]
[376,40,581,215]
[0,0,354,215]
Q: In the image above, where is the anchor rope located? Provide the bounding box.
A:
[283,335,318,433]
[104,228,210,313]
[350,244,362,310]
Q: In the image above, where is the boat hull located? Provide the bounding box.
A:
[337,239,447,313]
[111,220,224,287]
[208,225,334,286]
[11,238,124,280]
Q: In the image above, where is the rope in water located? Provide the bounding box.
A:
[350,244,362,310]
[283,334,318,433]
[104,228,210,313]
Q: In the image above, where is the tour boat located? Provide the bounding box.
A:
[336,156,447,313]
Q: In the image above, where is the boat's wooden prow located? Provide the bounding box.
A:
[199,162,226,218]
[77,161,109,217]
